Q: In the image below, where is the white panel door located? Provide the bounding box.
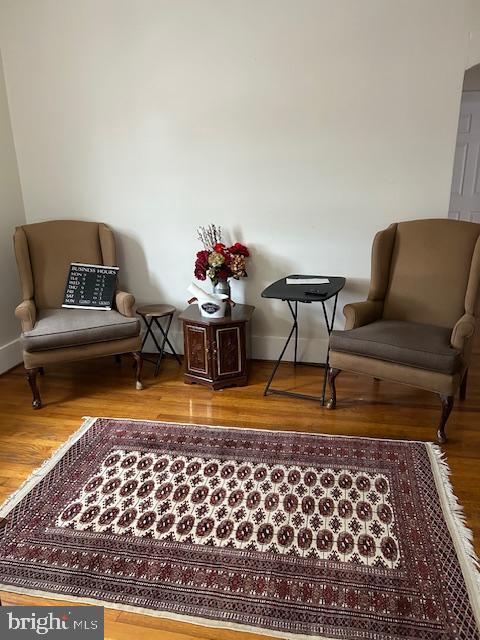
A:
[448,92,480,222]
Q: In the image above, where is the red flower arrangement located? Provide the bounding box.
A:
[195,224,250,286]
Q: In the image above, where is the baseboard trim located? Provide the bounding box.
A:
[140,327,329,363]
[250,335,329,363]
[0,337,22,374]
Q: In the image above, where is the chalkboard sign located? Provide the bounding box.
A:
[62,263,119,310]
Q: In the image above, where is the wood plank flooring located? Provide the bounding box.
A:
[0,349,479,640]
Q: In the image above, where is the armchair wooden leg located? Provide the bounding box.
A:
[437,394,454,444]
[26,368,42,409]
[326,368,341,410]
[459,369,468,401]
[132,352,144,390]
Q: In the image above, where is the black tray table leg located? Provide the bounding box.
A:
[320,292,339,405]
[263,300,298,396]
[264,293,339,404]
[293,301,299,366]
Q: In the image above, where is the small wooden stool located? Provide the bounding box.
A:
[137,304,181,375]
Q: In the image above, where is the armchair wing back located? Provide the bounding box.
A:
[13,219,143,410]
[380,220,480,327]
[329,218,480,444]
[14,220,117,310]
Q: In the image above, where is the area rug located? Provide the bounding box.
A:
[0,418,479,639]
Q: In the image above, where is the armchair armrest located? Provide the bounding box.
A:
[15,299,36,332]
[451,313,476,351]
[343,300,383,330]
[115,291,136,317]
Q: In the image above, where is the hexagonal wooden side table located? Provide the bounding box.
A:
[178,304,255,390]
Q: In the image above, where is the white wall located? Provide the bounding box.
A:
[0,50,25,373]
[467,0,480,70]
[0,0,478,361]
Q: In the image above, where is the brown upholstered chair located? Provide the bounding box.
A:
[13,220,143,408]
[327,219,480,443]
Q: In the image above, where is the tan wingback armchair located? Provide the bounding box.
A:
[14,220,143,408]
[327,219,480,443]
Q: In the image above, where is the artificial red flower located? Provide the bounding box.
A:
[194,265,206,280]
[196,250,210,266]
[194,250,210,280]
[229,242,249,257]
[217,266,230,281]
[194,226,250,285]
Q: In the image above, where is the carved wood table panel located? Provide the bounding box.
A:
[178,304,255,389]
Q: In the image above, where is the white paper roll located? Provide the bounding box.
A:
[187,282,218,303]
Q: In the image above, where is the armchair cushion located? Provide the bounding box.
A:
[329,320,463,375]
[22,308,140,352]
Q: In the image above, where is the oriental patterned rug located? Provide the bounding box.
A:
[0,418,479,640]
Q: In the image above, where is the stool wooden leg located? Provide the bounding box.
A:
[132,352,144,390]
[138,308,180,374]
[154,315,171,376]
[153,314,181,373]
[164,324,182,366]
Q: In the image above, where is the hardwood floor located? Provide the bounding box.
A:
[0,349,478,640]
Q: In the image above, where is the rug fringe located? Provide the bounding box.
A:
[0,417,97,519]
[426,443,480,625]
